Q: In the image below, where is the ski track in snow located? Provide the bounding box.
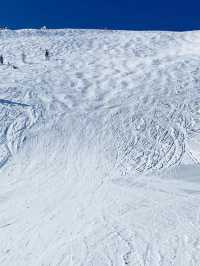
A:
[0,29,200,265]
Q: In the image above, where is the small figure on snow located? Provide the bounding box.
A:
[22,52,26,63]
[45,49,50,60]
[0,55,4,65]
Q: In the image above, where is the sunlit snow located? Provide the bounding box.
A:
[0,29,200,265]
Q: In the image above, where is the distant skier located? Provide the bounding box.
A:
[45,49,50,60]
[0,55,3,65]
[22,52,26,63]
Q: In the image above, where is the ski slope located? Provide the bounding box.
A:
[0,29,200,265]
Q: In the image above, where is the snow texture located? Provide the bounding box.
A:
[0,29,200,265]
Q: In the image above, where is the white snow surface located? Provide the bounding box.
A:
[0,29,200,265]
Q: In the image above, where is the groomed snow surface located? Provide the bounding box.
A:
[0,29,200,265]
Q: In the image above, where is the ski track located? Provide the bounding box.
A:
[0,29,200,265]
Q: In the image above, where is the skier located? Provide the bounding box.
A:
[22,52,26,63]
[45,49,50,60]
[0,55,3,65]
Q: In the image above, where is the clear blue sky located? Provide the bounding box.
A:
[1,0,200,31]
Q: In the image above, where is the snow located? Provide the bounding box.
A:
[0,28,200,265]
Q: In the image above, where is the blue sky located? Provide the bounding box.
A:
[1,0,200,30]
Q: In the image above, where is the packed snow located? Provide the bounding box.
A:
[0,29,200,265]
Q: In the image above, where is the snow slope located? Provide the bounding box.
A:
[1,29,200,265]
